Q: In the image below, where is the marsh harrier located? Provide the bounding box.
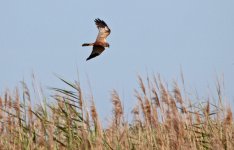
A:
[82,18,111,61]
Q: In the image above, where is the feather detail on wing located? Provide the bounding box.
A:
[95,18,111,43]
[86,45,105,61]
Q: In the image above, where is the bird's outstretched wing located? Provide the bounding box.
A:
[86,45,105,61]
[95,18,111,43]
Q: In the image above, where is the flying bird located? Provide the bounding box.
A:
[82,18,111,61]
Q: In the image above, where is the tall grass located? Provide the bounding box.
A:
[0,75,233,150]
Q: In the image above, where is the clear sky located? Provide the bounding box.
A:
[0,0,233,119]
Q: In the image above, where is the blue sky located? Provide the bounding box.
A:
[0,0,233,119]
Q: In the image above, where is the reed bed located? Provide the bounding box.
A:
[0,75,233,150]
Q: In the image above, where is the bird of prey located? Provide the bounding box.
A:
[82,18,111,61]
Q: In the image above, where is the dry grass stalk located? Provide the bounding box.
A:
[90,100,103,139]
[14,88,20,116]
[111,90,123,127]
[48,124,55,149]
[224,106,232,126]
[144,97,151,125]
[135,90,147,125]
[4,90,8,108]
[76,82,83,111]
[152,88,160,107]
[0,96,2,120]
[173,82,183,104]
[138,76,146,95]
[160,82,170,105]
[22,82,31,102]
[90,101,97,123]
[85,110,90,130]
[0,75,232,149]
[195,111,201,124]
[131,105,140,125]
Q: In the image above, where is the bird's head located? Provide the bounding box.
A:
[105,43,110,48]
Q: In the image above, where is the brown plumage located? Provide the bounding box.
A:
[82,18,111,61]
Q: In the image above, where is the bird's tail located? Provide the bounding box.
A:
[82,43,94,46]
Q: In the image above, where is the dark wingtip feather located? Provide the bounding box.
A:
[86,53,99,61]
[94,18,101,22]
[94,18,107,27]
[86,56,92,61]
